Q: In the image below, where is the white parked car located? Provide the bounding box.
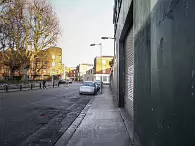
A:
[79,81,97,95]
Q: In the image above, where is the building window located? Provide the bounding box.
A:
[96,76,100,81]
[103,76,107,82]
[103,60,106,65]
[52,55,56,59]
[52,62,56,66]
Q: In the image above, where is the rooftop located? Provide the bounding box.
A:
[79,63,94,66]
[95,56,114,58]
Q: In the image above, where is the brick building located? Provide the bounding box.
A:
[68,68,77,81]
[83,68,94,81]
[0,47,64,80]
[76,64,93,81]
[94,56,113,84]
[30,47,63,80]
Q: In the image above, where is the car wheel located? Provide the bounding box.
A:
[79,92,82,95]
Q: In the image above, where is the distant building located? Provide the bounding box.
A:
[67,67,76,72]
[0,50,23,79]
[62,64,64,78]
[29,47,63,80]
[68,69,78,81]
[94,56,113,84]
[0,47,64,80]
[83,68,94,81]
[67,67,76,79]
[63,65,69,79]
[0,64,10,79]
[76,64,93,81]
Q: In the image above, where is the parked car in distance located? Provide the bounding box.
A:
[94,81,101,91]
[68,79,72,83]
[58,79,67,84]
[79,81,97,95]
[94,80,103,88]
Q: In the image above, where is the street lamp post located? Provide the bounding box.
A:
[101,36,116,56]
[90,43,102,94]
[101,37,115,92]
[101,37,115,39]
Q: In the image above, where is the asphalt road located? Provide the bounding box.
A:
[0,83,93,146]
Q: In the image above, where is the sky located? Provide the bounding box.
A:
[50,0,114,67]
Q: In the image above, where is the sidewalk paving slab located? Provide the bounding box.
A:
[56,86,132,146]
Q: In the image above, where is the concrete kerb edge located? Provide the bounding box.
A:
[54,96,95,146]
[110,90,140,146]
[119,109,141,146]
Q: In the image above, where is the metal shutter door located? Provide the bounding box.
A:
[124,28,134,118]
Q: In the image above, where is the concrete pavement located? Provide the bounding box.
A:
[55,86,132,146]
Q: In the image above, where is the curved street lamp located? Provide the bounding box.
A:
[101,36,116,56]
[101,37,115,40]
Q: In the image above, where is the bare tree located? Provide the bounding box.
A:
[0,0,61,80]
[28,0,61,54]
[0,0,13,50]
[0,0,27,79]
[26,0,61,79]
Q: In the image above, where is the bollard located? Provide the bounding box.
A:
[31,84,33,89]
[53,82,54,88]
[58,82,59,87]
[40,83,42,89]
[20,85,22,91]
[5,85,8,92]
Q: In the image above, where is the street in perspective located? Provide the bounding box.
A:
[0,0,132,145]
